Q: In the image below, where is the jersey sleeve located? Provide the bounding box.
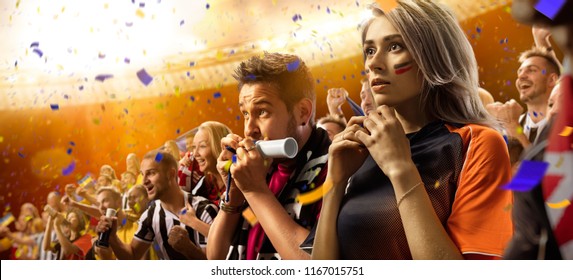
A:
[133,203,155,244]
[446,125,514,256]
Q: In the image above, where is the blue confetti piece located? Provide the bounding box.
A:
[476,27,481,33]
[535,0,566,19]
[502,160,549,192]
[67,148,72,155]
[50,104,59,110]
[62,161,75,176]
[502,134,509,146]
[69,141,75,146]
[206,3,210,9]
[180,209,187,215]
[346,96,365,116]
[236,115,240,120]
[33,49,43,58]
[292,14,302,22]
[95,74,114,82]
[189,61,195,67]
[30,42,39,48]
[542,69,546,75]
[213,92,221,98]
[155,153,163,162]
[180,20,185,26]
[533,111,538,117]
[246,74,256,80]
[176,128,180,134]
[232,154,237,163]
[124,57,130,64]
[287,59,300,72]
[122,218,127,226]
[136,68,153,86]
[18,152,25,158]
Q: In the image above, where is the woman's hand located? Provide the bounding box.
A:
[327,116,370,186]
[355,105,414,180]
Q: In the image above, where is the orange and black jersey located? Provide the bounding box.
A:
[337,121,513,259]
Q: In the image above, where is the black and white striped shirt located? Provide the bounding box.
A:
[134,192,218,260]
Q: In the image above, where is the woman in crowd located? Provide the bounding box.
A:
[312,0,513,260]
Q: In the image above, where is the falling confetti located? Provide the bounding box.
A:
[136,68,153,86]
[547,199,571,209]
[30,42,39,48]
[95,74,114,82]
[32,48,43,58]
[179,20,184,26]
[50,104,60,110]
[124,57,130,64]
[213,92,222,98]
[155,153,163,162]
[535,0,567,19]
[62,161,75,176]
[205,3,210,9]
[559,126,573,137]
[180,209,187,215]
[502,160,549,192]
[287,59,300,72]
[67,148,72,155]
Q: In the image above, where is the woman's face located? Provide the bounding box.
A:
[364,16,423,108]
[66,212,81,232]
[191,129,215,173]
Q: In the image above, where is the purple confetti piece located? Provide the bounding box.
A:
[136,68,153,86]
[18,152,25,158]
[236,115,240,120]
[206,3,210,9]
[123,108,128,114]
[67,148,72,155]
[30,42,39,48]
[98,53,106,59]
[179,20,185,26]
[139,2,145,8]
[155,152,163,162]
[124,57,131,64]
[542,69,547,75]
[286,59,300,72]
[535,0,566,19]
[213,92,221,98]
[502,160,549,192]
[50,104,59,110]
[190,96,195,102]
[70,141,75,146]
[33,49,43,58]
[14,60,18,67]
[176,128,180,134]
[62,161,75,176]
[246,74,256,80]
[476,27,481,33]
[207,99,211,104]
[79,85,84,90]
[189,61,195,67]
[95,74,114,82]
[125,22,133,27]
[326,7,331,14]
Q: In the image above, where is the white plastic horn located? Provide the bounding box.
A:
[255,137,298,158]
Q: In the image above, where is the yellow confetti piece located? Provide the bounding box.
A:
[504,6,511,13]
[174,86,180,97]
[296,180,333,205]
[503,204,513,212]
[242,207,258,226]
[559,126,573,137]
[434,180,440,189]
[0,136,3,143]
[136,9,145,18]
[134,203,140,213]
[216,50,224,60]
[556,156,564,168]
[516,126,523,135]
[547,199,570,209]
